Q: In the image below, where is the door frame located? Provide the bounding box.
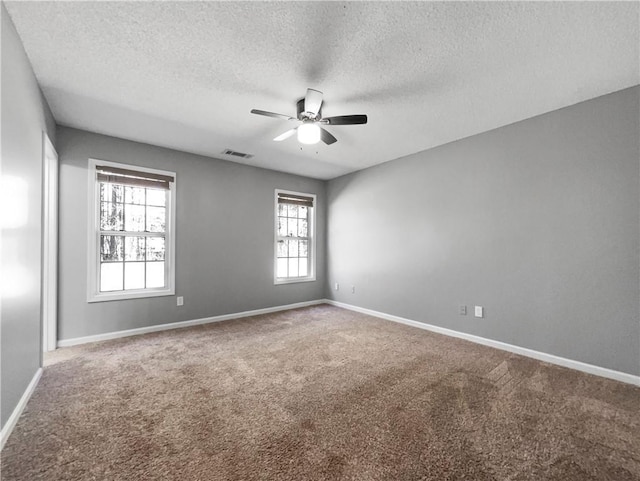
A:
[42,132,58,352]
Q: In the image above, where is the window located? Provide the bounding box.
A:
[274,190,316,284]
[87,159,176,302]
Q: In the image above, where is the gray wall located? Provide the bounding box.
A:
[1,4,57,427]
[57,127,326,340]
[326,86,639,376]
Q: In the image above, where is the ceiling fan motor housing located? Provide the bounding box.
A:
[297,98,322,121]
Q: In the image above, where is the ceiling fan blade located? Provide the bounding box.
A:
[320,128,337,145]
[251,109,295,121]
[304,89,323,116]
[324,114,368,125]
[273,128,298,142]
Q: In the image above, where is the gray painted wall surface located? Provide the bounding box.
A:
[326,86,639,376]
[1,4,57,427]
[57,127,326,340]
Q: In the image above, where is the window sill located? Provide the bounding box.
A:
[87,288,175,303]
[274,276,316,286]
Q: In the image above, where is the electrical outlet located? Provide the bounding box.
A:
[335,283,339,291]
[459,305,467,315]
[474,306,483,318]
[177,296,184,306]
[351,285,355,294]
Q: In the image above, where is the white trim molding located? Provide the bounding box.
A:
[1,368,42,451]
[58,299,325,347]
[56,299,639,386]
[42,132,58,352]
[325,300,640,387]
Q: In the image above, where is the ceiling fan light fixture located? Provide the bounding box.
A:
[251,88,367,146]
[297,123,321,145]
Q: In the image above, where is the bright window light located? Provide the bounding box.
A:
[87,159,176,302]
[1,239,31,299]
[274,189,316,284]
[1,176,28,229]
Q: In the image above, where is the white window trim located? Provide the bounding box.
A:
[87,158,176,302]
[274,189,316,285]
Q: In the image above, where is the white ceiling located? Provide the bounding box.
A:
[5,1,639,180]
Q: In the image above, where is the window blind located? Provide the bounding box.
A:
[277,192,314,207]
[96,165,174,190]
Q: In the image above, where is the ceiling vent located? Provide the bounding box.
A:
[222,149,254,160]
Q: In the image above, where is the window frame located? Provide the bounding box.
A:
[274,189,316,285]
[86,158,176,302]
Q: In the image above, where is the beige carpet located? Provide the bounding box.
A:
[2,304,639,480]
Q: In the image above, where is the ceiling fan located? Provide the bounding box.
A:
[251,89,367,145]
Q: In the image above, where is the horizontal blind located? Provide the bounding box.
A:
[96,165,174,190]
[277,192,314,207]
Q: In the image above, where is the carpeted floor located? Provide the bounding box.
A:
[2,304,639,480]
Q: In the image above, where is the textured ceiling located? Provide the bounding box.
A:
[5,1,639,180]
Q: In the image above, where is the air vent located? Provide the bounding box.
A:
[222,149,254,160]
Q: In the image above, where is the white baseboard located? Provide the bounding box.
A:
[1,368,42,451]
[56,298,639,386]
[325,299,640,387]
[57,299,325,348]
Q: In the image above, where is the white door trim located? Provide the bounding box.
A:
[42,132,58,352]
